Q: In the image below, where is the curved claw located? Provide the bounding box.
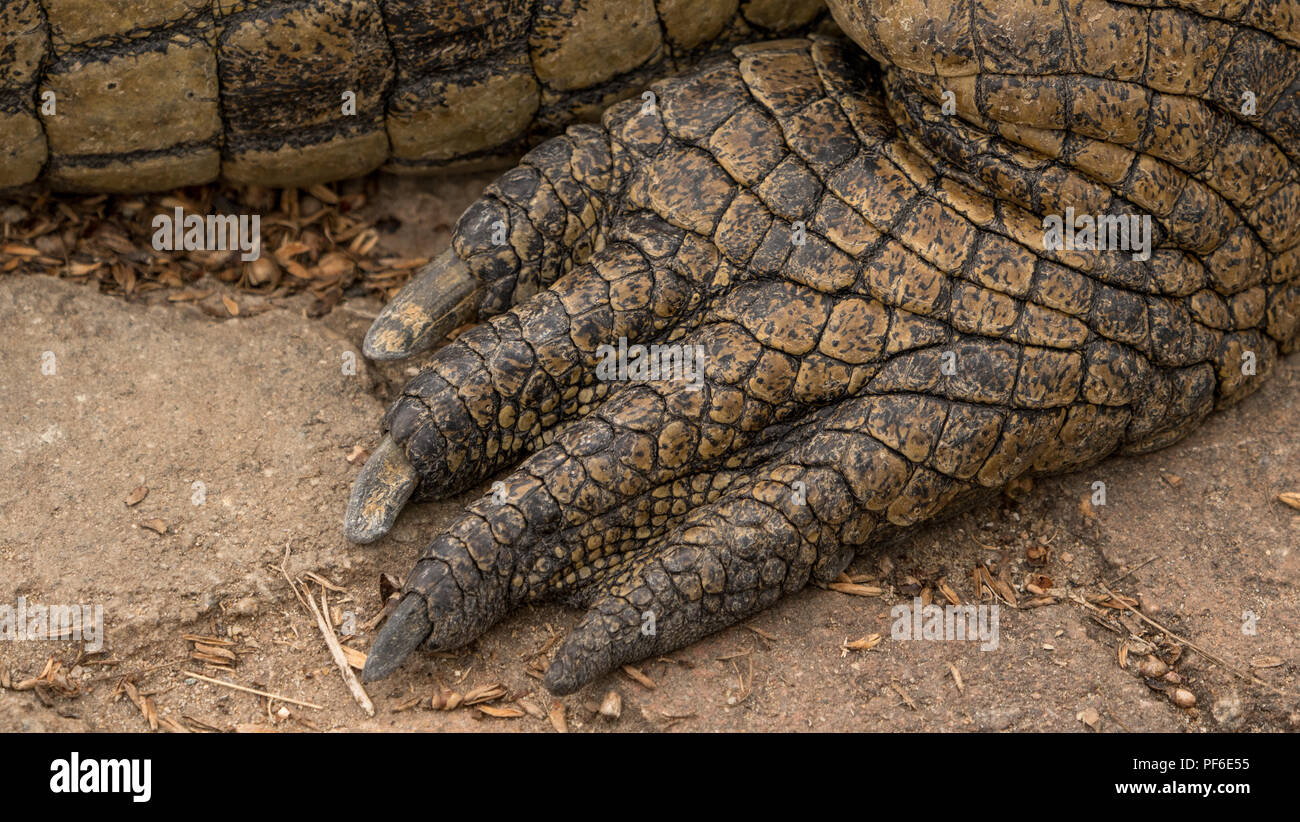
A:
[362,249,482,361]
[543,610,632,696]
[361,594,432,683]
[343,435,419,544]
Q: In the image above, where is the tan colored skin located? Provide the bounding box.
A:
[0,0,826,192]
[356,0,1300,693]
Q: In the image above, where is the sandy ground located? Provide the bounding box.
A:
[1,175,1297,733]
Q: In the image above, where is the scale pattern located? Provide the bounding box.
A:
[361,0,1300,694]
[0,0,825,191]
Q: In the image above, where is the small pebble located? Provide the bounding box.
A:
[1172,688,1196,708]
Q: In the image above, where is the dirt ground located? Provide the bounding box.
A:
[1,174,1297,733]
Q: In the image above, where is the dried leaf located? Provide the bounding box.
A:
[430,688,463,711]
[843,633,882,651]
[463,683,508,706]
[937,578,961,606]
[478,704,525,719]
[182,634,233,645]
[316,252,354,279]
[621,665,656,690]
[993,565,1020,608]
[1094,593,1140,610]
[827,582,883,597]
[517,697,546,719]
[123,485,149,506]
[548,701,568,733]
[192,643,236,664]
[274,241,312,261]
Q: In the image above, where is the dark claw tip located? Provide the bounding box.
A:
[343,435,418,544]
[362,594,432,683]
[362,249,481,361]
[542,663,583,696]
[543,641,600,696]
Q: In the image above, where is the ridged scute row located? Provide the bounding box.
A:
[0,0,828,191]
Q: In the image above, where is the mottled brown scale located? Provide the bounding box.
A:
[342,0,1300,693]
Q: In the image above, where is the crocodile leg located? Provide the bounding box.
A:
[354,2,1300,692]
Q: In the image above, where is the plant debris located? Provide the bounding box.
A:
[0,181,428,315]
[841,634,882,655]
[621,665,657,690]
[827,582,883,597]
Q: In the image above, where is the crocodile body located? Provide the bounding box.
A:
[4,0,1295,698]
[0,0,826,191]
[351,0,1300,694]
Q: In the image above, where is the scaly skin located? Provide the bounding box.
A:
[0,0,826,191]
[353,0,1300,695]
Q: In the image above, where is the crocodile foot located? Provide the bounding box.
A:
[348,4,1297,691]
